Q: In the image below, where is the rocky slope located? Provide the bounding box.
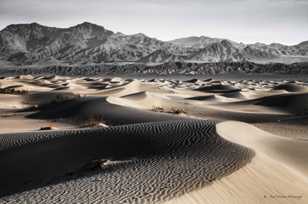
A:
[1,61,307,76]
[0,22,307,66]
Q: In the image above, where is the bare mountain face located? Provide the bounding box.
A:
[0,22,307,66]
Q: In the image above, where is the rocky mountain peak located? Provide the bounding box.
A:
[0,22,307,66]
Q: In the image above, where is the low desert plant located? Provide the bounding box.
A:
[151,106,186,115]
[169,107,186,114]
[151,106,165,113]
[78,114,109,128]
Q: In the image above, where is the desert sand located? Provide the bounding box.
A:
[0,75,307,203]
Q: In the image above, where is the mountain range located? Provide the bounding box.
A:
[0,22,307,67]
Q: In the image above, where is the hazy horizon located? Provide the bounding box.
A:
[0,0,307,45]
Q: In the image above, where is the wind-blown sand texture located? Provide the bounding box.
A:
[0,75,307,203]
[165,121,308,204]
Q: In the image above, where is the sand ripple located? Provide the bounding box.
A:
[0,120,253,203]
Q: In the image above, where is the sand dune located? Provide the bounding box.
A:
[25,96,180,125]
[0,120,253,201]
[164,121,308,204]
[165,154,308,204]
[273,83,308,92]
[218,121,308,177]
[255,117,308,140]
[0,75,307,203]
[226,92,308,114]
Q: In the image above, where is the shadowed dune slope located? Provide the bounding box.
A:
[163,121,308,204]
[120,91,149,100]
[273,83,308,92]
[23,91,79,106]
[185,95,216,101]
[0,120,253,201]
[219,91,245,99]
[195,84,241,93]
[226,92,308,114]
[25,97,180,125]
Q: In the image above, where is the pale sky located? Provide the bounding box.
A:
[0,0,307,45]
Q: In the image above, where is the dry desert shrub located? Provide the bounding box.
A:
[151,106,186,114]
[151,106,165,113]
[169,107,187,114]
[78,114,109,128]
[0,87,28,95]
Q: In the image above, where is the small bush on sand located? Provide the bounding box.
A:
[151,106,186,115]
[78,114,109,128]
[151,106,165,113]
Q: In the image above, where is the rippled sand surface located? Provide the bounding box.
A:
[0,75,307,203]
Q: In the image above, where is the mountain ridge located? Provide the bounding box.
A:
[0,22,307,67]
